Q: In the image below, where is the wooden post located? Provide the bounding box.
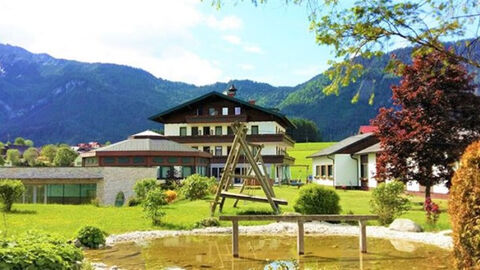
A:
[232,220,239,257]
[297,220,304,255]
[359,220,367,253]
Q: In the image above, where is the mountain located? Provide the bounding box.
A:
[0,43,477,145]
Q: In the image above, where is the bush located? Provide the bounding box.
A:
[180,174,216,200]
[449,141,480,269]
[370,181,410,225]
[90,198,100,207]
[293,184,341,214]
[164,190,177,203]
[143,189,167,225]
[0,231,83,269]
[76,226,106,249]
[53,147,78,166]
[195,217,220,228]
[134,178,159,201]
[127,197,141,207]
[0,180,25,212]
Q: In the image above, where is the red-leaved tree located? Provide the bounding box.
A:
[372,50,480,198]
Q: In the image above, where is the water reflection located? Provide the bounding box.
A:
[85,235,451,269]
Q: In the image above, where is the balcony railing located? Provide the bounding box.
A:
[185,114,247,123]
[166,133,295,146]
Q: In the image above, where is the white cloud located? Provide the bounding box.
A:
[239,64,255,71]
[206,15,243,31]
[222,35,242,45]
[243,45,263,54]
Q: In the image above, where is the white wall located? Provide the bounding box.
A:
[334,154,359,187]
[367,153,378,187]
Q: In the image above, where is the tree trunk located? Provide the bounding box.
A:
[424,184,431,200]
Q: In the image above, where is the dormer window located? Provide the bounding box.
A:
[235,107,241,115]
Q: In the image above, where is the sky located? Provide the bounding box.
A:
[0,0,335,86]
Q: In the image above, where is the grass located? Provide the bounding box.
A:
[1,186,450,239]
[287,142,335,179]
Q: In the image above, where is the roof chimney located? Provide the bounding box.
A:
[248,99,256,105]
[227,84,237,97]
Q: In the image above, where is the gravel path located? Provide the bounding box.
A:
[106,221,452,250]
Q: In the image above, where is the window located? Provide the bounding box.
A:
[222,107,229,115]
[316,166,320,176]
[227,127,233,135]
[251,125,259,135]
[209,108,216,116]
[328,165,333,178]
[167,157,178,164]
[179,127,187,136]
[203,146,210,153]
[215,146,222,156]
[196,107,203,116]
[215,126,223,135]
[182,157,192,164]
[118,157,130,164]
[182,166,193,178]
[153,157,164,163]
[360,154,368,179]
[321,165,326,177]
[192,146,198,150]
[103,157,115,164]
[227,146,231,155]
[212,168,219,178]
[133,157,145,164]
[234,107,241,115]
[191,127,199,136]
[203,126,210,135]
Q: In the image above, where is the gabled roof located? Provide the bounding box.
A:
[355,142,382,155]
[307,133,378,158]
[148,91,295,128]
[95,138,201,153]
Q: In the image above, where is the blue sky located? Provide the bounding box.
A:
[0,0,333,86]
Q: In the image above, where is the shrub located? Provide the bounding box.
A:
[143,189,167,225]
[164,190,177,203]
[449,141,480,269]
[180,174,216,200]
[0,180,25,212]
[6,149,20,166]
[370,181,410,225]
[90,198,100,207]
[195,217,220,228]
[76,226,106,249]
[127,197,141,207]
[424,197,440,225]
[134,178,159,201]
[293,184,341,214]
[0,231,83,269]
[53,147,78,166]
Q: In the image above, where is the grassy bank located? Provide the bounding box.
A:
[2,186,450,238]
[287,142,335,179]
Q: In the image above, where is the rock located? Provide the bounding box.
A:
[389,219,423,232]
[73,239,82,248]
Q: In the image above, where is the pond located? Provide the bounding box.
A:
[85,235,451,269]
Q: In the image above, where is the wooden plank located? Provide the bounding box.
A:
[227,174,258,179]
[359,220,367,253]
[219,214,378,222]
[220,192,288,205]
[297,220,304,255]
[232,220,239,257]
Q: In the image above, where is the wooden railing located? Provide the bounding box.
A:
[219,214,379,257]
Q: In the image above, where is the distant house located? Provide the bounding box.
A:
[308,132,449,194]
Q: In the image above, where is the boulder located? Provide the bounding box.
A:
[388,219,423,232]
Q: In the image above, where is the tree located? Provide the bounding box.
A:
[53,147,78,167]
[0,180,25,212]
[13,137,25,146]
[142,189,167,225]
[372,51,480,199]
[23,147,39,167]
[286,118,321,142]
[0,156,4,166]
[6,149,20,166]
[40,144,58,164]
[24,140,34,147]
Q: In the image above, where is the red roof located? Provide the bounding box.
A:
[358,125,378,134]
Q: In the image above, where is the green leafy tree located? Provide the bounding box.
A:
[24,139,34,147]
[0,156,4,166]
[370,181,410,225]
[0,142,4,150]
[53,147,78,167]
[13,137,25,146]
[134,178,159,201]
[23,147,39,167]
[286,118,321,142]
[6,149,20,166]
[143,189,167,225]
[40,144,57,164]
[0,180,25,212]
[180,174,216,200]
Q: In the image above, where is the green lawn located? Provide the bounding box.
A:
[287,142,336,179]
[2,186,450,239]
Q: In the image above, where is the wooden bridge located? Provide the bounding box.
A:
[219,214,379,257]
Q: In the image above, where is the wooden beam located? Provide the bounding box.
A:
[232,220,239,258]
[297,220,304,255]
[220,192,288,205]
[219,214,378,222]
[359,220,367,253]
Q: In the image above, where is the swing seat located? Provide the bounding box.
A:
[220,191,288,205]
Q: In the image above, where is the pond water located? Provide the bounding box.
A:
[85,235,451,269]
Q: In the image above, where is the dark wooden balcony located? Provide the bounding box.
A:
[166,133,295,146]
[185,114,247,123]
[211,154,295,165]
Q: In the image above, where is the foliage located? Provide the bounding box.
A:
[449,141,480,269]
[293,184,341,214]
[286,117,321,142]
[143,189,167,225]
[126,197,141,207]
[372,51,480,198]
[13,137,25,146]
[24,139,34,147]
[76,226,106,248]
[424,197,440,226]
[0,180,25,212]
[6,149,20,166]
[370,181,410,225]
[134,178,159,201]
[180,174,216,200]
[0,231,83,269]
[40,144,57,164]
[23,147,39,167]
[0,155,4,166]
[194,217,220,228]
[53,147,78,167]
[164,190,177,203]
[90,198,100,207]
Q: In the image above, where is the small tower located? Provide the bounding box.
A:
[227,84,237,97]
